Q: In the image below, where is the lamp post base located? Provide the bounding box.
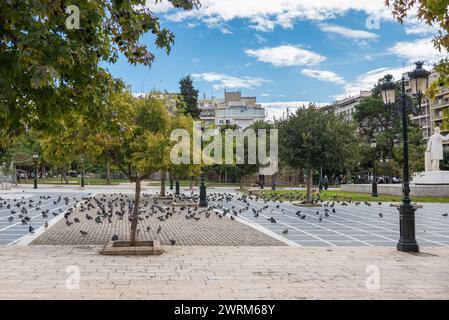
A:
[175,179,180,195]
[371,182,378,197]
[397,204,419,252]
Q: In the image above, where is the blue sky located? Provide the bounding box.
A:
[106,0,446,120]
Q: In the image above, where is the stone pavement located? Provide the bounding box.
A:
[31,193,284,246]
[211,196,449,247]
[0,245,448,299]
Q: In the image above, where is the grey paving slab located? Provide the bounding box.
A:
[0,191,88,245]
[210,194,449,247]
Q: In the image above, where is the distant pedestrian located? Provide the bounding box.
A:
[323,175,329,190]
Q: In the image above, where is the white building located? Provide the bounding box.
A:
[199,91,266,129]
[329,90,372,121]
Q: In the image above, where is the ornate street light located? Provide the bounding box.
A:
[32,152,39,189]
[370,138,378,197]
[380,61,430,253]
[408,61,430,112]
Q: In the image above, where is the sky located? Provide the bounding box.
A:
[105,0,447,121]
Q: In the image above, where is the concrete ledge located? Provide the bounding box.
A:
[341,184,449,197]
[100,240,163,255]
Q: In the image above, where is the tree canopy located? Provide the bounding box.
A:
[0,0,199,149]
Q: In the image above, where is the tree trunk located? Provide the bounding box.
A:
[130,178,141,246]
[160,171,166,196]
[62,167,69,184]
[306,168,313,203]
[106,160,111,185]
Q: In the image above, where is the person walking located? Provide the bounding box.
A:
[323,175,329,190]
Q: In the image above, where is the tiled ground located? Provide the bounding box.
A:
[31,193,284,246]
[0,245,448,299]
[210,195,449,247]
[0,192,87,245]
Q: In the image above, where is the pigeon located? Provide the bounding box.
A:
[157,226,162,233]
[319,215,322,222]
[111,235,119,241]
[379,213,383,218]
[443,213,448,217]
[170,239,176,245]
[80,230,88,236]
[74,218,80,223]
[28,226,34,233]
[282,229,288,235]
[230,216,235,221]
[8,216,13,222]
[44,221,49,228]
[86,214,93,220]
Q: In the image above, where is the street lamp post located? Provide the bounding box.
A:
[271,173,276,190]
[199,174,207,207]
[32,152,39,189]
[80,156,85,188]
[175,177,180,195]
[380,62,430,253]
[169,173,174,190]
[370,138,378,197]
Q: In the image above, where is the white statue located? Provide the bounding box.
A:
[426,127,449,171]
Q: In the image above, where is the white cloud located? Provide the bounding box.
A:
[389,37,447,65]
[148,0,392,32]
[319,23,378,40]
[192,72,268,90]
[335,66,409,100]
[301,69,345,85]
[261,101,329,121]
[246,45,325,67]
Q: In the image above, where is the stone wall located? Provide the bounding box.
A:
[341,184,449,197]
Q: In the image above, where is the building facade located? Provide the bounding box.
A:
[199,91,266,129]
[327,90,372,121]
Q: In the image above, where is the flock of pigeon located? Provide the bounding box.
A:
[1,191,448,244]
[1,195,77,234]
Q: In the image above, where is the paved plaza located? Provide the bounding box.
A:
[31,192,283,247]
[0,245,448,299]
[0,190,88,245]
[211,195,449,247]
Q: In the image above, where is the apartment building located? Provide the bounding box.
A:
[199,91,266,129]
[326,90,372,121]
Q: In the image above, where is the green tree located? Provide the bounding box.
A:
[0,0,199,149]
[179,75,200,118]
[277,105,358,202]
[94,90,172,245]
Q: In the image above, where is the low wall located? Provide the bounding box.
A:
[341,184,449,197]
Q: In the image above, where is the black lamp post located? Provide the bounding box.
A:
[32,152,39,189]
[370,138,378,197]
[199,174,207,207]
[380,62,430,253]
[271,173,276,190]
[80,156,85,188]
[169,173,174,190]
[175,177,180,195]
